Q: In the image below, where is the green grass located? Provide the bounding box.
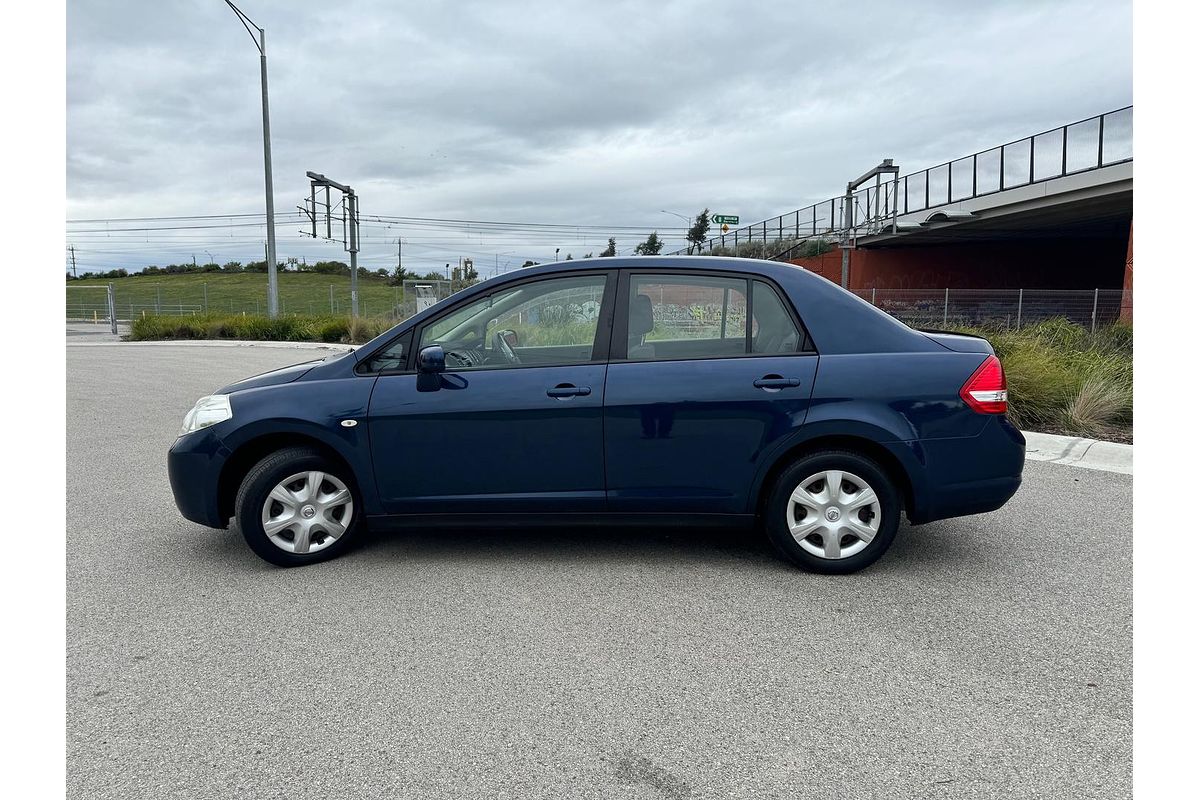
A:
[950,318,1132,439]
[66,271,406,319]
[128,313,394,344]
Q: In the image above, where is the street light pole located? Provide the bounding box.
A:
[224,1,279,318]
[660,210,691,252]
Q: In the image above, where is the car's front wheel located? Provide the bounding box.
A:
[765,450,901,574]
[234,447,363,567]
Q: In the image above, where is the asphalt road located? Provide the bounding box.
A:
[66,344,1132,800]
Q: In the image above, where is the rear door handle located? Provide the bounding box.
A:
[754,375,802,390]
[547,384,591,398]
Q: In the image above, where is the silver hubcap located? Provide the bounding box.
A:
[261,471,354,555]
[787,469,881,560]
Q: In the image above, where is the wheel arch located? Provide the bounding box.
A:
[752,434,917,520]
[217,432,357,525]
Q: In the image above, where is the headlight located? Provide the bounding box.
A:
[180,395,233,435]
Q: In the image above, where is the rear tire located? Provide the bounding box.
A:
[764,450,901,574]
[234,447,363,567]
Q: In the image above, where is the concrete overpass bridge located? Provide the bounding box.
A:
[679,106,1133,315]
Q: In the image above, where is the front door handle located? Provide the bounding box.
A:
[547,384,592,398]
[753,375,802,390]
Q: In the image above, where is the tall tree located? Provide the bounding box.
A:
[686,208,711,254]
[633,232,664,255]
[599,237,617,257]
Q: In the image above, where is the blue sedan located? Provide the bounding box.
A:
[169,257,1023,573]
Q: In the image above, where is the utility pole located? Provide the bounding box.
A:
[224,1,279,317]
[69,245,77,278]
[303,171,359,316]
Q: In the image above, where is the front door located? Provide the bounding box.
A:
[368,271,615,514]
[604,271,819,514]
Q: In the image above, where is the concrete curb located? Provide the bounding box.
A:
[1022,430,1132,475]
[66,340,359,352]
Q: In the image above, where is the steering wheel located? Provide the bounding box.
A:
[493,330,521,364]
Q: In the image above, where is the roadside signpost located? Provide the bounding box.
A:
[712,214,739,225]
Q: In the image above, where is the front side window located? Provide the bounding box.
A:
[626,274,749,360]
[417,273,608,370]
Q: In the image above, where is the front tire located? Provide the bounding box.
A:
[765,450,901,574]
[234,447,363,567]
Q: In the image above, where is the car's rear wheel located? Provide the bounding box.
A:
[765,450,900,574]
[234,447,362,567]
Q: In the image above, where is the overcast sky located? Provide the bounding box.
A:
[66,0,1132,274]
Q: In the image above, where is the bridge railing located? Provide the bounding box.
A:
[674,105,1133,259]
[895,105,1132,218]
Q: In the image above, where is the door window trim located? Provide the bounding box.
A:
[611,268,817,362]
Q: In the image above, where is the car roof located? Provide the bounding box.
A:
[481,255,820,286]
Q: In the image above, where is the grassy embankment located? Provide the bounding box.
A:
[67,271,404,318]
[954,319,1132,442]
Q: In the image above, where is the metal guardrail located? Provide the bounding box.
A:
[676,105,1133,260]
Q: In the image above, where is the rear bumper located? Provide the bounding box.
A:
[167,429,230,528]
[899,415,1026,524]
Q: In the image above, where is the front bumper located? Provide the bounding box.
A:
[168,427,231,528]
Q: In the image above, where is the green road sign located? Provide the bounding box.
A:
[712,214,739,225]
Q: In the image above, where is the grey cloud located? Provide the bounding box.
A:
[67,0,1131,269]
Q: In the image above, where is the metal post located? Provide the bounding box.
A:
[1091,288,1099,333]
[348,191,359,317]
[943,288,949,327]
[840,192,853,288]
[1061,125,1069,175]
[223,2,278,317]
[203,282,208,313]
[1097,113,1105,167]
[258,32,278,318]
[107,283,117,335]
[156,285,161,313]
[871,287,876,305]
[1016,288,1023,330]
[891,171,899,232]
[330,284,335,314]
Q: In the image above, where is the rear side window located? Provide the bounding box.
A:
[751,281,803,354]
[626,274,748,361]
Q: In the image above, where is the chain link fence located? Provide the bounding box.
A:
[64,281,414,322]
[854,288,1130,331]
[66,280,1130,334]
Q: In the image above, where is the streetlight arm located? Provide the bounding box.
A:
[224,0,264,53]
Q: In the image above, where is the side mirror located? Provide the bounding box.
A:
[416,345,446,374]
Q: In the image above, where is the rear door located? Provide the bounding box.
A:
[603,270,818,514]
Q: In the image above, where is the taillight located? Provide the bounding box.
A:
[960,354,1008,414]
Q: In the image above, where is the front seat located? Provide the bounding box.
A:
[627,294,656,359]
